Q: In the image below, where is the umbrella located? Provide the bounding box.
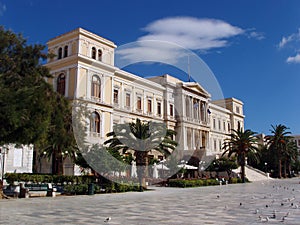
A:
[152,163,159,178]
[131,161,137,178]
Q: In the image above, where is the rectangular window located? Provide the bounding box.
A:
[170,104,174,116]
[147,99,152,113]
[236,106,240,114]
[157,102,161,116]
[125,93,130,107]
[13,148,23,167]
[137,96,142,110]
[298,140,300,146]
[113,89,118,104]
[213,119,216,129]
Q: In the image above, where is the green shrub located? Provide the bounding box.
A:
[63,184,88,195]
[168,179,221,188]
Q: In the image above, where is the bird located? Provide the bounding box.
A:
[240,202,242,206]
[217,195,220,198]
[259,216,269,222]
[271,210,276,219]
[104,217,111,223]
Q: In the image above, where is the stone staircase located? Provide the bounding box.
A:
[233,165,272,182]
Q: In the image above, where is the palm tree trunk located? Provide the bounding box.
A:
[136,151,147,191]
[283,161,287,178]
[240,154,246,183]
[278,159,282,178]
[241,165,246,183]
[288,162,292,177]
[0,180,9,199]
[0,181,4,199]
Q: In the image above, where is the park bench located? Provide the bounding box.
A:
[3,185,20,198]
[24,183,57,197]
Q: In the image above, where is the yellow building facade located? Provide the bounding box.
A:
[45,28,245,174]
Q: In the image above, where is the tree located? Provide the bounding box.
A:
[41,93,78,175]
[265,124,291,178]
[0,26,54,198]
[104,118,177,191]
[222,128,258,183]
[206,157,238,178]
[282,138,298,177]
[0,26,53,146]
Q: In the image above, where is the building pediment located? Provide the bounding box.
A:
[182,82,211,98]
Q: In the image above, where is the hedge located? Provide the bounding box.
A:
[168,179,220,188]
[167,178,248,187]
[5,173,96,185]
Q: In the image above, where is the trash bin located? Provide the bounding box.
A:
[88,183,94,195]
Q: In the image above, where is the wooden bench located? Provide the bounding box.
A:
[24,183,57,197]
[3,185,20,198]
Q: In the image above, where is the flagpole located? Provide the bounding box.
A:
[187,55,191,82]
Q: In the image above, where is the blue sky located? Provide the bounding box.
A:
[1,0,300,135]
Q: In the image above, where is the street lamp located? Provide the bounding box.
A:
[0,147,8,184]
[199,160,205,171]
[160,159,166,178]
[264,162,268,173]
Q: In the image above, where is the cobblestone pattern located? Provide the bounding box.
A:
[0,178,300,224]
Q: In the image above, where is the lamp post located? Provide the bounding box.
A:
[0,147,8,185]
[264,162,268,174]
[199,160,205,171]
[160,159,166,178]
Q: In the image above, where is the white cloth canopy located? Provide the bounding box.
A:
[178,164,198,170]
[157,163,170,170]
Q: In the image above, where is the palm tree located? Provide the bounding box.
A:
[222,128,258,183]
[265,124,291,178]
[104,118,177,191]
[282,138,298,177]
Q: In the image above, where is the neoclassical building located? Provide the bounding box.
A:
[43,28,245,174]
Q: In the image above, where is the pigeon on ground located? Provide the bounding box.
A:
[104,217,111,223]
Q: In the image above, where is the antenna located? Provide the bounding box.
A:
[187,55,191,82]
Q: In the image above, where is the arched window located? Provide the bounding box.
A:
[57,73,65,95]
[64,45,68,58]
[91,47,96,59]
[90,111,100,133]
[237,121,241,130]
[98,49,102,61]
[91,75,101,98]
[58,47,62,59]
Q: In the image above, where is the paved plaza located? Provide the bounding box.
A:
[1,178,300,225]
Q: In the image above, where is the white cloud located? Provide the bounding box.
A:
[286,53,300,64]
[278,28,300,49]
[116,17,262,66]
[248,31,265,40]
[139,17,244,50]
[0,2,6,16]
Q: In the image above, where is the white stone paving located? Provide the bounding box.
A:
[0,178,300,224]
